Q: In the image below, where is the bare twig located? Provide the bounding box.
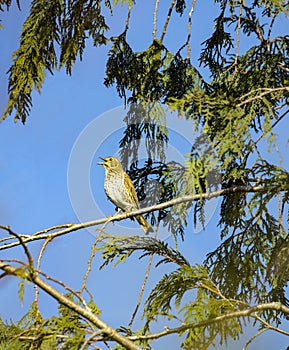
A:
[37,269,86,306]
[234,0,243,72]
[5,225,34,268]
[267,12,278,50]
[160,0,176,42]
[186,0,197,60]
[177,0,197,59]
[124,1,132,33]
[80,235,101,294]
[34,238,53,318]
[80,213,118,294]
[254,314,289,337]
[33,223,74,236]
[128,225,159,329]
[153,0,160,39]
[80,330,104,350]
[278,62,289,72]
[236,87,289,108]
[252,108,289,149]
[242,326,268,350]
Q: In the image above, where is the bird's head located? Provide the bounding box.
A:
[98,156,123,170]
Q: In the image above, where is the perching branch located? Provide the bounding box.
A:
[0,184,270,251]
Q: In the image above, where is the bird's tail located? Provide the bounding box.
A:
[136,215,154,235]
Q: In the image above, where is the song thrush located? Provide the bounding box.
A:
[98,156,153,235]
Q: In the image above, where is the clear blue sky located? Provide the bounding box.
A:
[0,1,289,349]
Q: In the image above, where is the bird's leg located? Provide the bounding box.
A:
[107,208,122,222]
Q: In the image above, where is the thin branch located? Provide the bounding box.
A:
[34,238,52,319]
[236,87,289,108]
[177,0,197,59]
[278,62,289,72]
[242,327,268,350]
[80,235,100,295]
[254,314,289,337]
[160,0,176,42]
[80,214,118,294]
[267,11,278,49]
[5,225,34,268]
[0,261,142,350]
[128,225,159,328]
[0,184,269,251]
[33,223,74,236]
[234,0,243,72]
[80,331,103,350]
[252,108,289,149]
[153,0,160,39]
[37,269,86,306]
[186,0,197,60]
[124,1,132,33]
[128,302,289,341]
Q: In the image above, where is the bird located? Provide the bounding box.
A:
[98,156,153,235]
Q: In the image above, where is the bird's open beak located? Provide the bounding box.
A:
[98,157,107,165]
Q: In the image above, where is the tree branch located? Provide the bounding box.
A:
[0,261,142,350]
[0,185,268,251]
[153,0,160,39]
[128,302,289,341]
[236,87,289,108]
[160,0,176,42]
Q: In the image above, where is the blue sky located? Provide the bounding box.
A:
[0,1,289,349]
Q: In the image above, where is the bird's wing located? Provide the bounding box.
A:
[124,172,140,209]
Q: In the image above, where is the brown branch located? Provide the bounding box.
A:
[128,302,289,341]
[33,223,74,236]
[176,0,197,59]
[128,225,159,329]
[251,108,289,150]
[236,87,289,108]
[160,0,176,42]
[186,0,197,60]
[34,238,52,319]
[0,185,268,251]
[267,12,278,48]
[80,235,101,294]
[254,314,289,337]
[124,0,132,33]
[80,215,116,294]
[0,261,142,350]
[5,225,34,268]
[37,269,86,306]
[243,327,268,350]
[153,0,160,39]
[234,0,243,72]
